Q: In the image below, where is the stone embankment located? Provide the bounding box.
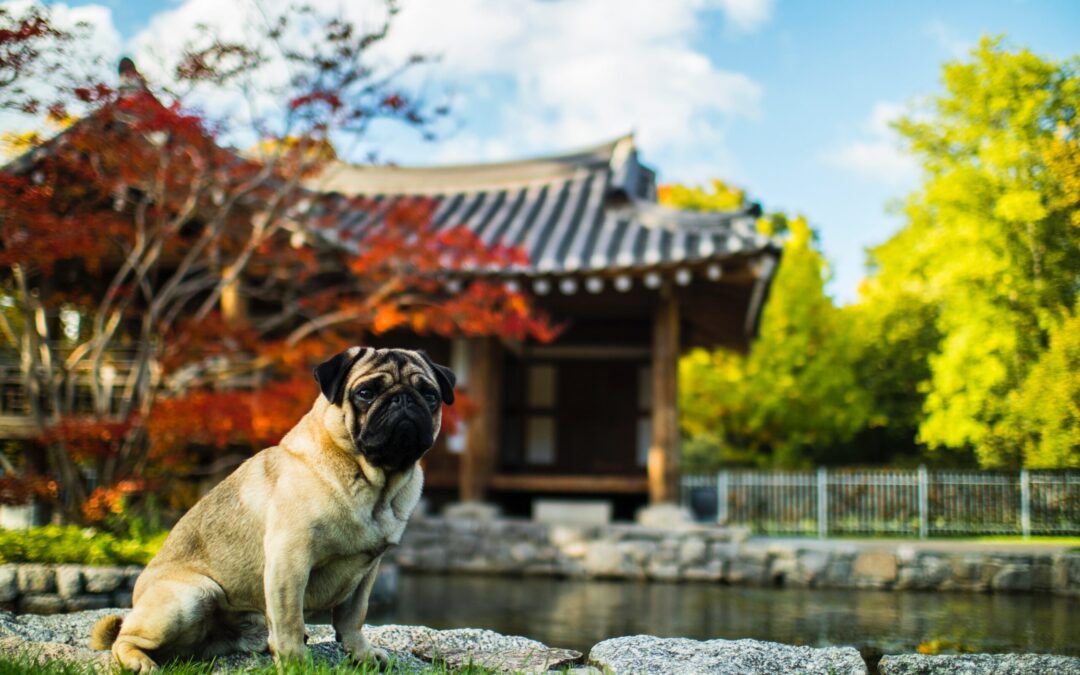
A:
[391,516,1080,595]
[3,609,1080,674]
[0,562,398,615]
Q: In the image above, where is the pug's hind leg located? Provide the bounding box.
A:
[332,560,389,667]
[113,571,222,673]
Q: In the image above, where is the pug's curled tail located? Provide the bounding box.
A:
[90,614,123,650]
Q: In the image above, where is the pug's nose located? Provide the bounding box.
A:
[390,392,413,409]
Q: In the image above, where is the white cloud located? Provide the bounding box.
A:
[924,19,972,59]
[119,0,765,174]
[823,101,918,187]
[714,0,774,32]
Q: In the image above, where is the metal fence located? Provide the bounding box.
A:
[681,468,1080,538]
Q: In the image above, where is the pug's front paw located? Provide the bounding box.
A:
[341,632,390,667]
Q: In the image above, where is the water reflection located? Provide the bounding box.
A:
[370,573,1080,656]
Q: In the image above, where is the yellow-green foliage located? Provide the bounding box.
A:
[863,37,1080,467]
[1003,302,1080,468]
[0,526,166,565]
[658,179,745,211]
[680,216,871,469]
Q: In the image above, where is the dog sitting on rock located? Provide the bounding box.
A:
[91,347,454,672]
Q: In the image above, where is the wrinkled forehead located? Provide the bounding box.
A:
[345,349,434,389]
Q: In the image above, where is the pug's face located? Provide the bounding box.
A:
[313,347,455,472]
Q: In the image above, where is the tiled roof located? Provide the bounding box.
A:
[311,135,779,279]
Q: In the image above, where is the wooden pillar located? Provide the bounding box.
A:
[648,291,680,504]
[220,276,248,324]
[460,337,501,502]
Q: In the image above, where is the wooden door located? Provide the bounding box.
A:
[556,361,640,475]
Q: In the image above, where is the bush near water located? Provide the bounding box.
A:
[0,526,165,566]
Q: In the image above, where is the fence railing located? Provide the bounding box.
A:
[681,467,1080,538]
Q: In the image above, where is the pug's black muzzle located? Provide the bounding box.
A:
[358,391,435,471]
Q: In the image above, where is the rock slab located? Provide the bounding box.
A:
[0,608,579,674]
[879,653,1080,675]
[590,635,867,675]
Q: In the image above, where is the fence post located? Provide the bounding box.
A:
[1020,468,1031,539]
[917,465,929,539]
[817,466,828,540]
[716,471,729,525]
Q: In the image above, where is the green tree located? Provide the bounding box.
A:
[658,179,745,212]
[1001,299,1080,468]
[679,213,871,469]
[864,37,1080,467]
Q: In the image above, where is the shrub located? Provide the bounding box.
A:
[0,526,166,565]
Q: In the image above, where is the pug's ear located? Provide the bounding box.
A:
[417,351,456,405]
[313,347,367,405]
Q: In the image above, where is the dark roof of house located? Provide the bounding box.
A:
[310,135,780,280]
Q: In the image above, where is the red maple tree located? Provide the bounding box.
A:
[0,3,556,525]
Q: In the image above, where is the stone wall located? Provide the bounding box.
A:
[0,562,400,615]
[391,517,1080,595]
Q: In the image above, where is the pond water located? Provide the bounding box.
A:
[370,573,1080,659]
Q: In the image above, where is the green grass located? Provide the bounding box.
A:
[0,526,166,566]
[964,535,1080,546]
[819,534,1080,546]
[0,652,502,675]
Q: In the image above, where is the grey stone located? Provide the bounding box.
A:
[19,594,64,615]
[852,551,898,586]
[635,504,694,529]
[683,561,725,582]
[509,542,537,563]
[1051,554,1080,590]
[589,635,866,675]
[727,558,769,586]
[1032,562,1053,591]
[111,591,133,608]
[82,568,124,594]
[383,625,582,672]
[617,541,653,566]
[583,541,628,577]
[0,636,113,672]
[0,609,66,644]
[679,538,708,566]
[769,555,798,585]
[0,566,16,603]
[54,566,83,599]
[0,609,583,674]
[709,542,739,561]
[879,653,1080,674]
[64,595,112,612]
[824,557,854,587]
[16,565,55,594]
[796,550,830,585]
[442,501,500,521]
[991,564,1032,592]
[645,562,681,582]
[550,525,589,548]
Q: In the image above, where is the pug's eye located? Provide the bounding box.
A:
[355,387,376,402]
[422,391,439,407]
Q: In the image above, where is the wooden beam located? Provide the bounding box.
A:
[459,337,501,501]
[490,474,648,494]
[648,290,680,503]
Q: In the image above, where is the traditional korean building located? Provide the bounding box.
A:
[314,135,780,517]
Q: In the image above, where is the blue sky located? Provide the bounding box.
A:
[48,0,1080,301]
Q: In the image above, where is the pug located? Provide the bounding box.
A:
[90,346,454,672]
